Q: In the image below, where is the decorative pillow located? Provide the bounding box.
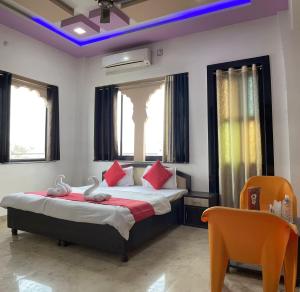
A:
[142,161,173,190]
[101,166,134,187]
[103,161,126,186]
[142,166,177,189]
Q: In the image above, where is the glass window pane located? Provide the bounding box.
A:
[145,84,165,156]
[117,92,134,156]
[10,85,47,160]
[116,91,122,155]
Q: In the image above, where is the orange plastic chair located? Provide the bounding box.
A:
[202,207,298,292]
[240,176,297,220]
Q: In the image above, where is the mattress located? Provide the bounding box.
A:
[72,185,187,202]
[0,186,187,240]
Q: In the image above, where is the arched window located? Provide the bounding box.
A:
[10,84,47,160]
[144,84,165,158]
[116,91,134,157]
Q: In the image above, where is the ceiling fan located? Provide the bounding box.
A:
[95,0,147,23]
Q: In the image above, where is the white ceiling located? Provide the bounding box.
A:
[63,0,96,15]
[122,0,217,22]
[12,0,74,22]
[11,0,219,23]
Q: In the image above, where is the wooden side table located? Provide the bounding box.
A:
[183,191,218,228]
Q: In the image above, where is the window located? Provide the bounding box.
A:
[116,81,165,161]
[0,71,60,163]
[94,73,189,163]
[9,82,47,161]
[207,56,274,207]
[116,91,135,159]
[145,84,165,159]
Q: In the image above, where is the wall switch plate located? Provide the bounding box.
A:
[157,48,163,56]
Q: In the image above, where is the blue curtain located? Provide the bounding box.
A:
[94,85,118,161]
[46,85,60,161]
[0,71,12,163]
[172,72,189,163]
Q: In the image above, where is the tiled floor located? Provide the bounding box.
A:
[0,221,289,292]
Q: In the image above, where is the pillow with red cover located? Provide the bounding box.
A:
[104,161,126,186]
[143,161,173,190]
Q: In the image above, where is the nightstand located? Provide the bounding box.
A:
[183,191,219,228]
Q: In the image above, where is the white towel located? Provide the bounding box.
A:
[85,193,112,202]
[55,175,72,193]
[47,186,68,197]
[84,176,100,196]
[47,175,71,197]
[84,176,111,202]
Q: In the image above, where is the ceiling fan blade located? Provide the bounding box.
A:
[114,0,148,9]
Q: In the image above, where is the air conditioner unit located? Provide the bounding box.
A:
[102,48,151,73]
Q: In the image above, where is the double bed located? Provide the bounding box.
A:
[1,163,191,261]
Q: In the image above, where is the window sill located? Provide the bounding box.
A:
[2,160,58,165]
[93,159,189,164]
[145,156,162,161]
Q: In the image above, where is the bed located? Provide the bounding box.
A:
[1,163,191,261]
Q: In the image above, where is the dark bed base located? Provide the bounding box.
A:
[7,198,183,262]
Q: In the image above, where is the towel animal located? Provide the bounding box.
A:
[47,175,71,197]
[84,177,111,202]
[55,175,72,193]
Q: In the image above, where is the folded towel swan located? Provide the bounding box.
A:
[84,177,111,202]
[47,175,72,197]
[55,175,72,193]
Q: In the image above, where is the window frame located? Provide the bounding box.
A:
[9,82,48,163]
[207,56,274,194]
[116,87,165,162]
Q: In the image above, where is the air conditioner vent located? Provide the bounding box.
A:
[102,48,151,73]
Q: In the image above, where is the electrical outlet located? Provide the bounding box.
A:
[157,48,163,56]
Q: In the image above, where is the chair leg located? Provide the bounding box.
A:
[262,250,286,292]
[11,228,18,236]
[209,235,228,292]
[284,233,298,292]
[261,264,282,292]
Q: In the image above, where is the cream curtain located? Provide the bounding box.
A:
[217,64,262,207]
[163,75,174,162]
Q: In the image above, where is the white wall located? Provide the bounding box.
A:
[78,16,291,193]
[278,10,300,210]
[0,13,297,215]
[0,24,80,215]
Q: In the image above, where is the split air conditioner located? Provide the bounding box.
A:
[102,48,151,73]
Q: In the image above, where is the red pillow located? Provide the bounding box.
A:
[104,161,126,186]
[143,161,173,190]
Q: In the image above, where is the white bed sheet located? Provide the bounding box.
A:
[0,186,187,240]
[72,185,187,202]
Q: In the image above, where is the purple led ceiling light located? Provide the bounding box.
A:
[32,0,252,47]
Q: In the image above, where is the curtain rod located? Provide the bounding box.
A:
[214,65,263,74]
[117,79,165,90]
[12,74,49,89]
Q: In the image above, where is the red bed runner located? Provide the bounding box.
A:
[26,192,155,222]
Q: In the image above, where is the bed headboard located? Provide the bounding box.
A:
[102,163,191,192]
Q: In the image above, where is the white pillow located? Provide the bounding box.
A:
[101,166,134,187]
[142,165,177,189]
